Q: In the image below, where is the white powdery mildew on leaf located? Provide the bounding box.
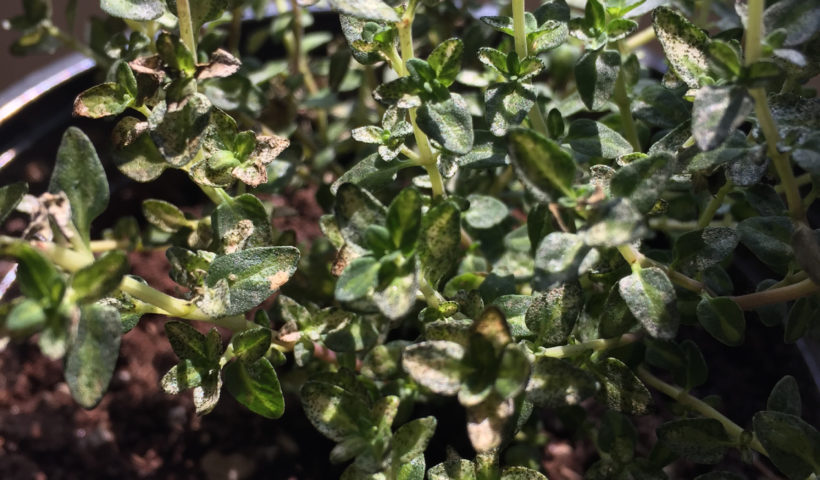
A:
[652,7,710,89]
[402,340,465,395]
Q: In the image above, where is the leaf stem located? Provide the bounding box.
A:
[744,0,803,220]
[511,0,549,136]
[198,185,231,206]
[637,365,768,456]
[617,244,715,296]
[396,0,443,198]
[176,0,197,57]
[623,26,656,53]
[697,179,733,229]
[537,332,641,358]
[418,277,444,309]
[612,49,641,152]
[731,278,820,310]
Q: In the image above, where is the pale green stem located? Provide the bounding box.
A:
[623,26,656,53]
[198,185,231,206]
[775,172,812,193]
[731,278,820,310]
[613,46,641,152]
[228,7,243,55]
[650,217,734,231]
[396,0,443,198]
[537,333,641,358]
[511,0,549,137]
[418,277,444,309]
[46,24,108,66]
[745,0,803,220]
[176,0,197,56]
[697,179,733,229]
[637,366,768,456]
[617,244,714,295]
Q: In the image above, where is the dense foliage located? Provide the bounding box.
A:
[2,0,820,478]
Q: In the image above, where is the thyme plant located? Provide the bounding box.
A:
[2,0,820,478]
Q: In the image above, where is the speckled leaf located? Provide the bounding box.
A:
[73,82,134,118]
[566,119,632,159]
[223,357,284,418]
[652,7,711,88]
[428,38,463,87]
[533,232,594,284]
[334,183,387,251]
[427,459,476,480]
[674,227,738,273]
[657,418,733,464]
[696,296,745,347]
[526,356,597,407]
[619,267,678,340]
[148,93,212,167]
[0,182,28,224]
[466,396,515,452]
[374,270,418,320]
[582,198,646,247]
[112,117,168,182]
[65,303,122,408]
[165,320,212,365]
[529,21,568,54]
[525,282,582,346]
[211,194,274,254]
[340,15,386,65]
[142,199,187,233]
[754,411,820,479]
[230,327,271,362]
[336,256,379,302]
[464,194,507,230]
[494,345,530,399]
[598,411,637,463]
[402,340,465,395]
[193,372,221,415]
[508,128,575,200]
[387,188,422,253]
[763,0,820,47]
[418,201,461,287]
[49,127,109,244]
[784,296,818,343]
[391,416,437,464]
[328,0,399,23]
[593,357,652,415]
[610,152,676,213]
[160,359,203,394]
[500,467,547,480]
[575,49,621,111]
[485,82,536,136]
[633,84,691,129]
[767,375,802,416]
[301,378,373,442]
[692,86,752,151]
[101,0,164,21]
[737,216,793,268]
[417,94,474,155]
[205,247,300,316]
[70,251,129,304]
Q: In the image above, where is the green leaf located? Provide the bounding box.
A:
[674,227,739,273]
[494,345,531,399]
[327,0,399,23]
[566,119,632,159]
[336,256,380,302]
[374,268,418,320]
[391,416,437,464]
[763,0,820,47]
[753,411,820,479]
[582,198,646,247]
[0,241,64,305]
[322,311,379,352]
[692,86,752,151]
[205,246,300,316]
[73,81,134,119]
[160,359,204,394]
[657,418,733,464]
[5,298,47,333]
[230,327,272,362]
[618,267,678,340]
[525,282,582,346]
[402,340,465,395]
[334,183,387,250]
[331,154,410,194]
[575,49,621,111]
[767,375,802,417]
[102,0,164,20]
[0,182,28,224]
[737,216,793,268]
[594,357,652,415]
[387,188,422,253]
[485,82,536,137]
[792,222,820,285]
[70,251,130,304]
[193,371,222,415]
[610,152,677,213]
[142,199,188,233]
[526,356,597,407]
[598,411,637,463]
[500,467,548,480]
[533,232,595,285]
[65,303,122,408]
[49,127,109,244]
[223,357,284,419]
[633,84,691,129]
[155,32,196,76]
[211,194,274,254]
[428,459,476,480]
[428,38,463,87]
[417,94,474,155]
[696,297,746,347]
[784,296,818,343]
[652,7,711,88]
[148,93,212,167]
[418,201,461,288]
[508,128,576,200]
